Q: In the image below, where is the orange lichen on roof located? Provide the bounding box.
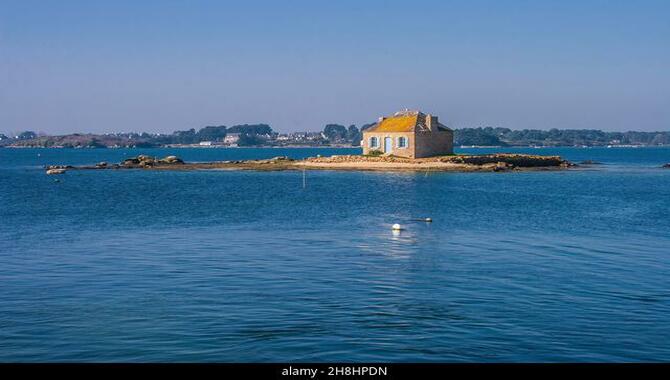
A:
[368,114,417,132]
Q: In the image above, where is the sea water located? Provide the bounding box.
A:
[1,147,669,362]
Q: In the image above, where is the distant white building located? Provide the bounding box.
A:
[224,133,241,144]
[199,141,213,146]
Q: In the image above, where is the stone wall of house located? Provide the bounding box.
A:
[362,128,453,158]
[361,132,415,158]
[413,130,454,158]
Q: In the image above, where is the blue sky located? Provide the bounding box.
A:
[1,0,668,134]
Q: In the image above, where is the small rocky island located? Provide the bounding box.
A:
[45,111,579,174]
[47,153,575,174]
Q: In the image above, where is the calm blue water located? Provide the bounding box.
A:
[1,146,670,362]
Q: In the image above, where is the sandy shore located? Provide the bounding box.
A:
[294,160,477,171]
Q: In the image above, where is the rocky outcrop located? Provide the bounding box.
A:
[121,155,184,168]
[442,154,572,168]
[493,161,512,172]
[158,155,184,164]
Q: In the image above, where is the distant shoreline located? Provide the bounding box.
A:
[3,126,669,149]
[4,144,669,149]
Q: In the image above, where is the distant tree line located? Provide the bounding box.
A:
[327,124,670,147]
[152,124,274,146]
[0,124,277,148]
[454,127,670,147]
[322,124,360,145]
[321,123,376,146]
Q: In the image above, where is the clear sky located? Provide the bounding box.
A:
[1,0,668,134]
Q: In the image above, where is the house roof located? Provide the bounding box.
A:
[365,110,451,133]
[372,114,418,132]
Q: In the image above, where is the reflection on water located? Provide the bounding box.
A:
[381,226,417,259]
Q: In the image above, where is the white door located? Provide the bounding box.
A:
[384,137,392,153]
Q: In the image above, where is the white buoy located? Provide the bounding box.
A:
[392,223,402,231]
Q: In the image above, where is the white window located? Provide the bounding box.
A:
[369,136,379,148]
[397,136,408,148]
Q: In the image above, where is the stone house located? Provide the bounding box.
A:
[361,110,453,158]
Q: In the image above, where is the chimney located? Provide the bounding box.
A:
[426,114,438,132]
